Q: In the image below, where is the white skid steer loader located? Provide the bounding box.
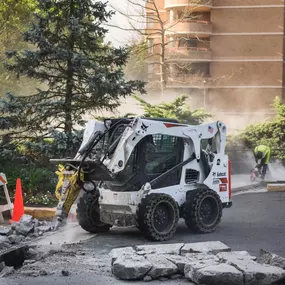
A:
[50,117,232,241]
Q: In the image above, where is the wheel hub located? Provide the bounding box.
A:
[152,202,175,234]
[199,196,219,226]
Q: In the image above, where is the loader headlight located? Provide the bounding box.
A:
[82,181,96,192]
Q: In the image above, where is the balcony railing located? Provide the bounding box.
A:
[165,0,212,10]
[166,74,209,87]
[165,20,212,36]
[166,47,212,61]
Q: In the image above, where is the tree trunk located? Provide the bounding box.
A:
[64,0,74,134]
[64,66,73,134]
[160,31,166,96]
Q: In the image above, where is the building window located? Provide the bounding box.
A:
[178,38,197,48]
[147,14,154,28]
[177,63,210,76]
[147,39,154,53]
[148,64,154,75]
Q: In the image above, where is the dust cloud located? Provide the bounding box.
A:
[84,85,278,137]
[268,161,285,181]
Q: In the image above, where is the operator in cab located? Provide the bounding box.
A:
[253,145,271,180]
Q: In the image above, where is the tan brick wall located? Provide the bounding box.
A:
[211,35,282,58]
[210,62,283,86]
[211,7,283,33]
[213,0,283,6]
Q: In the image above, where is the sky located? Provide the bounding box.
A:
[104,0,144,47]
[105,0,135,47]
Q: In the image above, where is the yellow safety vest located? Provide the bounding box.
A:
[254,145,271,164]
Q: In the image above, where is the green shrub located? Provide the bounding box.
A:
[133,94,212,125]
[0,130,83,206]
[227,97,285,160]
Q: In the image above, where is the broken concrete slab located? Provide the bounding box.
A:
[143,275,152,282]
[109,247,136,264]
[181,241,231,255]
[15,223,34,237]
[185,253,220,263]
[20,215,34,226]
[37,225,52,233]
[20,269,48,277]
[227,259,285,285]
[25,247,39,260]
[8,234,25,244]
[258,249,285,270]
[164,254,191,273]
[217,251,257,262]
[191,263,244,285]
[135,244,184,256]
[0,226,12,236]
[112,254,152,280]
[0,266,15,277]
[184,254,220,280]
[110,242,285,284]
[0,235,9,245]
[146,254,178,279]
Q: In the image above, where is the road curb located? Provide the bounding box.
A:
[24,207,56,221]
[232,182,264,194]
[24,205,77,221]
[267,183,285,192]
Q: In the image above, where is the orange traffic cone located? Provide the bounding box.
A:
[9,178,24,224]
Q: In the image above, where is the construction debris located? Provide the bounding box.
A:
[110,241,285,284]
[258,249,285,270]
[0,214,53,246]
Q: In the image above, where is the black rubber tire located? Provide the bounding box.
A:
[76,190,112,233]
[183,189,222,234]
[137,194,179,241]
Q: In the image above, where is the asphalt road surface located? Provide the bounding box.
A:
[83,190,285,257]
[4,190,285,285]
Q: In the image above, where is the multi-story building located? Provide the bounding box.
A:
[145,0,284,129]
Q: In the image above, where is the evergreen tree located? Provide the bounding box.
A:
[0,0,145,137]
[133,94,211,125]
[0,0,37,96]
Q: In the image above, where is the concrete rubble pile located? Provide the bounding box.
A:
[0,214,53,246]
[0,243,69,277]
[110,241,285,285]
[0,214,55,277]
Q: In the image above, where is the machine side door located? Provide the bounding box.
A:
[138,134,184,189]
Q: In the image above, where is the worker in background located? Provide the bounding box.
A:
[253,145,271,180]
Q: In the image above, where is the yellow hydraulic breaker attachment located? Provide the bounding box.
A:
[53,164,84,230]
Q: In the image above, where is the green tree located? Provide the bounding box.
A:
[0,0,37,95]
[0,0,145,138]
[133,94,211,125]
[124,40,148,82]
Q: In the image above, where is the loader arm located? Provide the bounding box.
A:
[104,118,227,174]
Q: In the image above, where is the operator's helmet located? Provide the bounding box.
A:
[255,151,263,160]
